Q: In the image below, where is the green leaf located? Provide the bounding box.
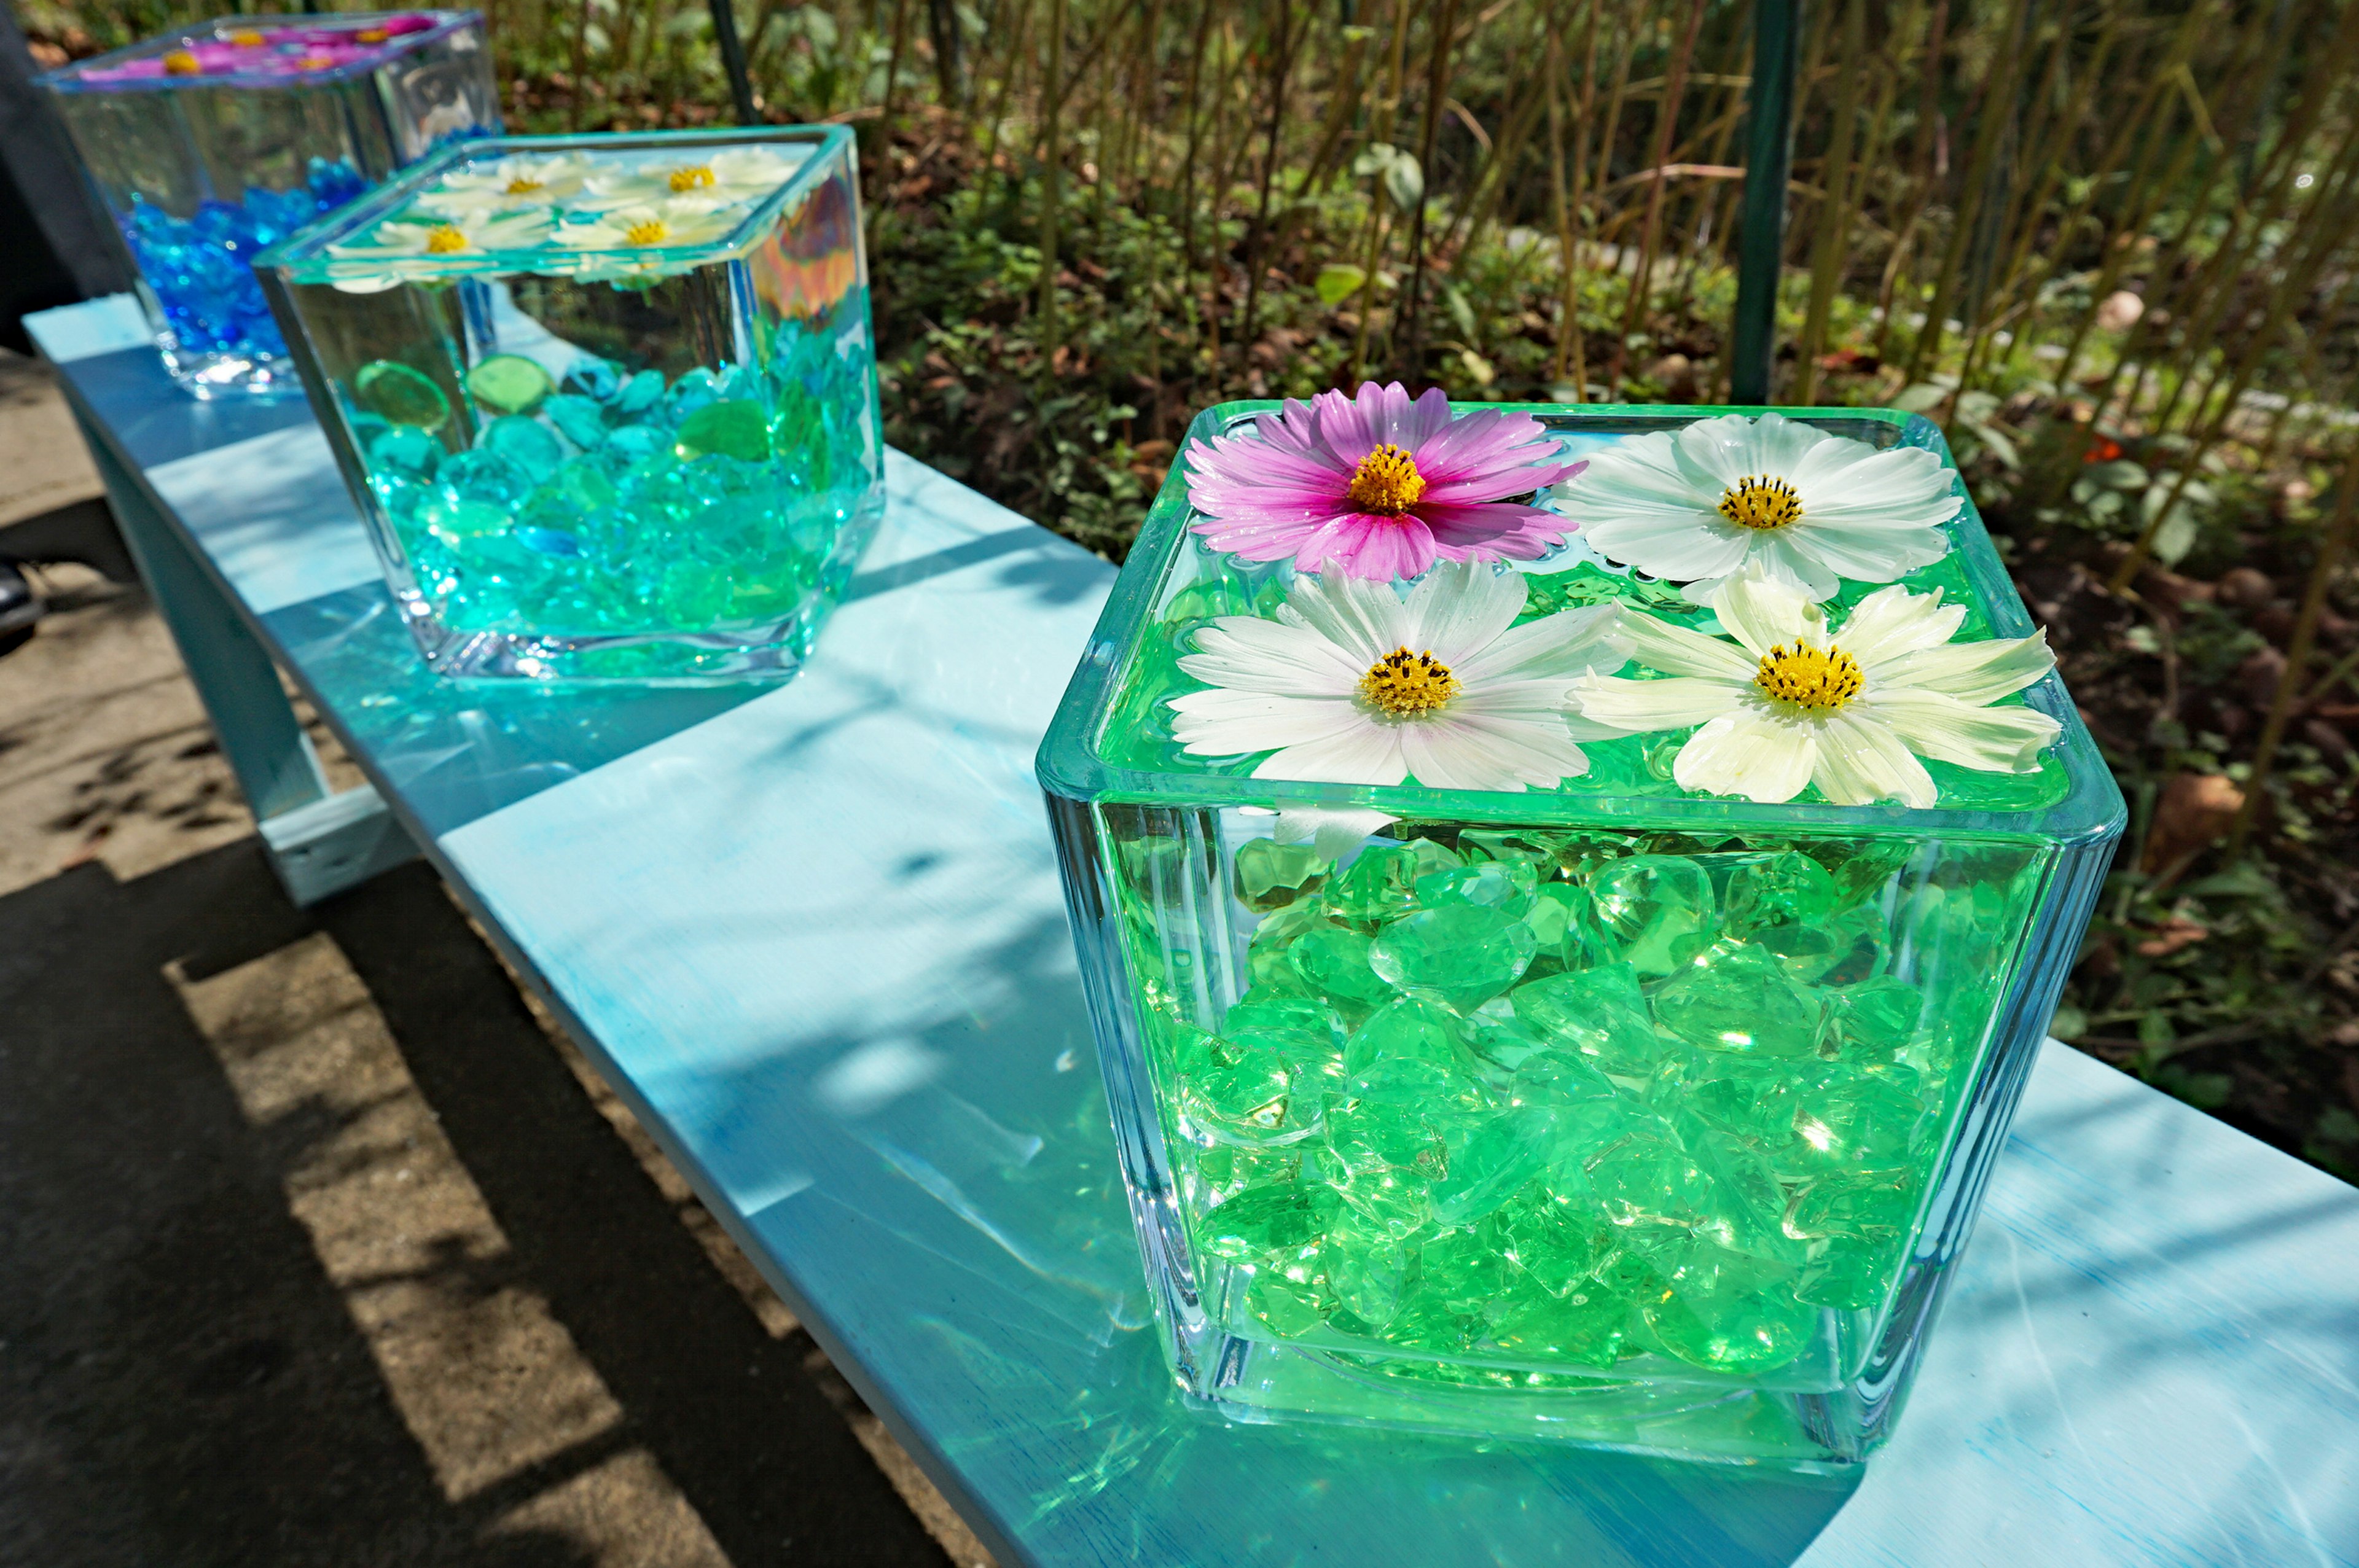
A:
[1893,382,1951,413]
[1315,263,1369,306]
[2086,459,2149,491]
[2047,1004,2088,1040]
[1444,283,1479,343]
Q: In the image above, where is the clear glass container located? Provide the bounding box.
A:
[254,128,884,682]
[39,10,498,399]
[1037,404,2124,1469]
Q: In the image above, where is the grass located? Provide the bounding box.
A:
[18,0,2359,1182]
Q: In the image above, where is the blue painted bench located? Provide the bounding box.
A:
[29,294,2359,1567]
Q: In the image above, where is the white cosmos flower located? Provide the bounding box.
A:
[547,198,739,251]
[1169,558,1628,792]
[415,154,595,216]
[574,147,799,211]
[1549,412,1961,603]
[1569,566,2060,808]
[322,208,552,292]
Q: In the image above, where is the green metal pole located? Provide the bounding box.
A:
[1732,0,1801,404]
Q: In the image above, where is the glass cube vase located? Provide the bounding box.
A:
[254,128,884,682]
[39,11,498,400]
[1037,403,2125,1469]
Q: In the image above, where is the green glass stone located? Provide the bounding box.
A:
[1414,858,1538,918]
[1290,926,1395,1009]
[1643,1263,1815,1375]
[1575,855,1715,976]
[1383,1296,1475,1354]
[355,359,452,431]
[1499,1191,1616,1297]
[1786,1078,1925,1171]
[1326,839,1460,927]
[1783,1166,1919,1241]
[1508,1049,1618,1109]
[1368,905,1536,1010]
[1508,963,1662,1081]
[1833,975,1926,1055]
[675,399,775,462]
[367,424,442,478]
[1682,1120,1802,1260]
[1246,1270,1328,1336]
[1414,1225,1507,1313]
[1177,1050,1294,1144]
[1234,838,1329,911]
[541,392,609,450]
[1587,1134,1716,1230]
[1343,994,1465,1075]
[1490,1287,1627,1367]
[1794,1239,1900,1309]
[1523,883,1580,948]
[1722,850,1841,932]
[464,353,555,415]
[1201,1182,1331,1260]
[1316,1153,1432,1236]
[1325,1228,1409,1325]
[1431,1109,1559,1227]
[1653,940,1825,1058]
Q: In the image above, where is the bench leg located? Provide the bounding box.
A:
[72,414,418,905]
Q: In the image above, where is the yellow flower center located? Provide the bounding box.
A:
[423,224,470,254]
[1359,646,1460,716]
[297,53,334,69]
[1718,475,1804,531]
[163,50,202,74]
[356,27,390,42]
[228,30,265,46]
[668,165,718,193]
[1346,444,1427,516]
[1754,642,1863,714]
[504,176,546,195]
[625,217,671,245]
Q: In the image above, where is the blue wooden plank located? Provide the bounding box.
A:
[25,295,2359,1567]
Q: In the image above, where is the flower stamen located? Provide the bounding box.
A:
[1718,475,1804,531]
[1346,444,1428,516]
[1754,642,1863,713]
[228,30,265,46]
[504,176,546,195]
[668,165,718,193]
[162,50,201,74]
[1359,646,1460,716]
[423,224,470,254]
[624,217,671,244]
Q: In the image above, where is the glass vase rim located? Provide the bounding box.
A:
[252,124,856,283]
[1036,399,2129,846]
[36,9,482,93]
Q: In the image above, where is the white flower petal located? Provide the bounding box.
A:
[1450,603,1625,685]
[1866,689,2062,772]
[1170,691,1366,754]
[1836,585,1965,668]
[1875,631,2056,704]
[1673,710,1817,803]
[1273,806,1397,860]
[1178,615,1367,696]
[1568,674,1740,733]
[1618,612,1758,681]
[1404,713,1589,790]
[1814,711,1938,807]
[1404,558,1525,663]
[1707,571,1821,657]
[1256,724,1409,786]
[1285,571,1409,663]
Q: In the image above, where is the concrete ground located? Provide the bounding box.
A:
[0,353,997,1568]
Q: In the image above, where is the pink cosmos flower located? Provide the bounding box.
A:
[1183,381,1585,580]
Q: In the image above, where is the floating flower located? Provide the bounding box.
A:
[1549,412,1960,603]
[417,154,595,216]
[576,147,800,211]
[1184,382,1586,581]
[1168,558,1627,792]
[548,198,740,251]
[323,208,552,292]
[1569,567,2059,807]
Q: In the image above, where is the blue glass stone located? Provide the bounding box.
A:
[437,449,533,509]
[368,425,442,478]
[611,369,667,418]
[479,415,565,482]
[515,526,587,558]
[539,394,608,451]
[561,357,622,402]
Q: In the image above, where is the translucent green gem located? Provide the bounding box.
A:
[1653,940,1825,1058]
[1326,839,1459,928]
[1490,1287,1626,1367]
[1289,926,1394,1008]
[1783,1166,1919,1241]
[1234,837,1329,911]
[1368,904,1536,1010]
[1575,855,1715,976]
[1343,994,1464,1075]
[1786,1078,1925,1170]
[354,359,452,431]
[464,353,555,415]
[675,399,774,462]
[1201,1183,1329,1260]
[1414,858,1538,918]
[1509,963,1661,1080]
[1431,1109,1557,1227]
